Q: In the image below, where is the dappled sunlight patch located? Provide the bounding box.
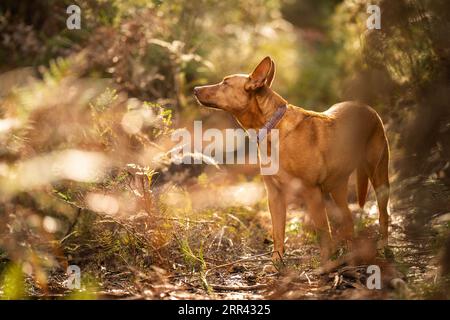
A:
[53,150,110,183]
[86,193,120,215]
[0,118,22,135]
[42,216,59,233]
[368,203,379,218]
[0,150,110,196]
[189,182,265,211]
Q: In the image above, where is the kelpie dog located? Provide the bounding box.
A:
[194,57,389,265]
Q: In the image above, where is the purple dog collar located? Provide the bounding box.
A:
[257,104,287,143]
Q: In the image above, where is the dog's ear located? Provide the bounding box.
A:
[266,58,276,88]
[245,56,272,91]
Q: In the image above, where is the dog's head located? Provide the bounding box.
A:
[193,56,276,114]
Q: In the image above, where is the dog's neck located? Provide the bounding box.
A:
[234,86,287,130]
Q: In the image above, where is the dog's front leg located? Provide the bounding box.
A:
[264,179,286,264]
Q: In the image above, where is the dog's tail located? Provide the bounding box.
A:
[357,165,369,208]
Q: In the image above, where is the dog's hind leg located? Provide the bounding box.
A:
[330,178,354,250]
[303,186,333,264]
[366,127,390,247]
[370,147,390,247]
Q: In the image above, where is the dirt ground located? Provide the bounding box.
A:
[30,197,440,300]
[160,201,437,300]
[6,168,446,300]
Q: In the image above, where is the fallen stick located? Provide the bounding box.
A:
[156,216,216,224]
[210,283,268,291]
[205,252,272,276]
[304,272,312,285]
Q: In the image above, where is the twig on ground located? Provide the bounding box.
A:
[180,279,267,292]
[299,271,312,285]
[205,252,272,276]
[154,216,216,224]
[210,283,268,291]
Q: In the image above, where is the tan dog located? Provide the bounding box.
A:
[194,57,389,264]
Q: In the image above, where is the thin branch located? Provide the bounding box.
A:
[205,252,272,276]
